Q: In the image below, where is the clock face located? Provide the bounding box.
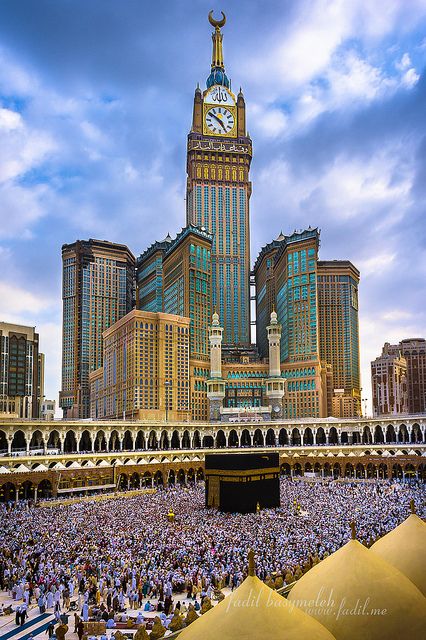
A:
[205,107,235,135]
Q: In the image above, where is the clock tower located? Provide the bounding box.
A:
[186,11,252,346]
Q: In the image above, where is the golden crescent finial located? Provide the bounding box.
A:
[208,10,226,29]
[248,549,255,576]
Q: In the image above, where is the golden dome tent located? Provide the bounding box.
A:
[370,500,426,596]
[288,522,426,640]
[177,550,336,640]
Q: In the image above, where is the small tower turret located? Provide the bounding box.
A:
[237,88,246,137]
[191,84,202,133]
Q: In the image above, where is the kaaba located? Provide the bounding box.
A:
[205,452,280,513]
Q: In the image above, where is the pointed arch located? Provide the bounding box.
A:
[303,427,313,445]
[109,430,121,451]
[362,426,372,445]
[316,427,326,445]
[229,429,239,447]
[47,430,61,451]
[329,426,338,445]
[241,429,251,447]
[171,430,181,449]
[374,425,384,444]
[135,430,146,450]
[253,429,264,447]
[386,424,396,443]
[94,430,107,452]
[216,430,226,448]
[148,430,159,450]
[160,430,170,450]
[266,428,276,446]
[278,428,288,446]
[291,428,301,446]
[29,430,44,451]
[122,430,134,451]
[182,430,191,449]
[79,430,92,452]
[11,430,26,452]
[63,430,77,453]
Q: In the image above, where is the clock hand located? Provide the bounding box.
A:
[211,113,227,132]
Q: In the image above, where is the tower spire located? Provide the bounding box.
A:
[208,10,226,70]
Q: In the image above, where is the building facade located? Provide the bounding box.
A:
[186,13,252,346]
[40,399,56,421]
[137,225,213,360]
[207,311,285,421]
[253,230,361,419]
[371,344,408,416]
[397,339,426,414]
[162,227,212,360]
[252,234,285,359]
[317,260,361,417]
[273,229,327,419]
[371,339,426,416]
[60,239,135,419]
[0,322,44,419]
[90,309,191,422]
[136,234,172,312]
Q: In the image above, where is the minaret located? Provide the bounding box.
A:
[265,309,286,419]
[206,311,226,420]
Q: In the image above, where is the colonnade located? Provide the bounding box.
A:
[1,420,425,457]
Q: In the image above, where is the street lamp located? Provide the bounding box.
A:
[165,381,172,422]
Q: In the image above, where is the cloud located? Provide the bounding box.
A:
[0,281,56,316]
[357,253,396,278]
[0,108,55,183]
[381,309,413,322]
[0,106,21,130]
[248,103,288,138]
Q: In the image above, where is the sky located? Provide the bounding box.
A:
[0,0,425,415]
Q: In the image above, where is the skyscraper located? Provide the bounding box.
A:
[0,322,44,419]
[163,226,212,361]
[186,12,252,346]
[136,225,213,360]
[317,260,361,417]
[371,344,408,416]
[382,339,426,414]
[252,233,285,358]
[273,229,327,418]
[60,239,135,419]
[254,229,361,419]
[135,234,172,312]
[270,229,320,365]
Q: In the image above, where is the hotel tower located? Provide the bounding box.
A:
[186,11,252,346]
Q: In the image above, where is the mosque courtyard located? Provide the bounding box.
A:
[0,477,425,639]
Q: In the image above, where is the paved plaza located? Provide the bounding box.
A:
[1,478,424,639]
